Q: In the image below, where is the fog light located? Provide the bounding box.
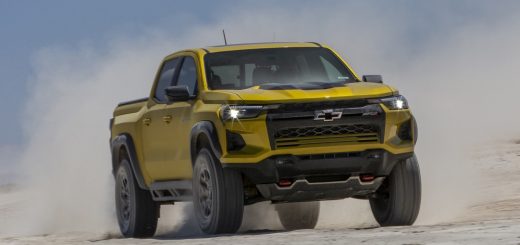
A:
[226,131,246,151]
[397,119,412,141]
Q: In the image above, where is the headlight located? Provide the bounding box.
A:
[221,105,264,120]
[369,95,409,110]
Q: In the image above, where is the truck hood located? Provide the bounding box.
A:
[201,82,396,104]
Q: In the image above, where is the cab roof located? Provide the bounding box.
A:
[204,42,322,53]
[165,42,325,59]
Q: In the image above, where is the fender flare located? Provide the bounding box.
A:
[190,121,223,164]
[412,115,418,145]
[111,133,148,190]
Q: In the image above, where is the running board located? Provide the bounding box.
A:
[149,180,192,202]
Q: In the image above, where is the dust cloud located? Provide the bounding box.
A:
[1,1,520,236]
[0,146,19,186]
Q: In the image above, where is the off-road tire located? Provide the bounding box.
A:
[369,154,421,226]
[193,148,244,234]
[115,159,159,238]
[276,201,320,230]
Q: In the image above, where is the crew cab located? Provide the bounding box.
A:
[109,42,421,238]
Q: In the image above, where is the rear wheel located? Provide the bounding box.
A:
[115,159,159,238]
[276,201,320,230]
[369,154,421,226]
[193,148,244,234]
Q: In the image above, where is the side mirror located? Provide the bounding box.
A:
[362,75,383,83]
[165,86,191,102]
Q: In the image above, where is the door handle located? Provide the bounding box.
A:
[143,118,151,126]
[162,115,172,124]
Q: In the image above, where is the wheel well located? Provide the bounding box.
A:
[192,133,211,165]
[113,146,128,173]
[191,131,258,203]
[111,134,148,190]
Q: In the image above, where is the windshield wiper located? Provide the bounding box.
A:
[256,81,346,90]
[257,83,299,90]
[302,81,346,89]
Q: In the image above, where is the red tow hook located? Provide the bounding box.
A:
[277,179,293,187]
[360,174,375,182]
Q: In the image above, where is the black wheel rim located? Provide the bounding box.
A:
[198,165,213,222]
[118,171,131,231]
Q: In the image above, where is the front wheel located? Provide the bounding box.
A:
[192,148,244,234]
[369,154,421,226]
[276,201,320,230]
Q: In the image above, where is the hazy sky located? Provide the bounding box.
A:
[0,0,231,145]
[0,0,519,147]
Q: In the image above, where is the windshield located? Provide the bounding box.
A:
[204,47,356,90]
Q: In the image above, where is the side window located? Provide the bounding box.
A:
[175,56,198,96]
[155,58,180,103]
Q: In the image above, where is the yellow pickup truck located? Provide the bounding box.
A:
[109,42,421,237]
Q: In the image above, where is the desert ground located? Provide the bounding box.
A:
[1,141,519,244]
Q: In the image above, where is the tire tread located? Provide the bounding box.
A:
[194,148,244,234]
[116,159,159,238]
[370,154,421,226]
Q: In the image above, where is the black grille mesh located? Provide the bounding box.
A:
[275,124,378,139]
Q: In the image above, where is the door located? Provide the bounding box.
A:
[141,57,181,179]
[160,56,199,180]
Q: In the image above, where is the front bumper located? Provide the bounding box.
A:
[217,100,416,202]
[224,149,412,202]
[257,176,385,203]
[223,149,413,184]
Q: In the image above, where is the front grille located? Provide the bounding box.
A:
[274,124,380,148]
[266,102,385,149]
